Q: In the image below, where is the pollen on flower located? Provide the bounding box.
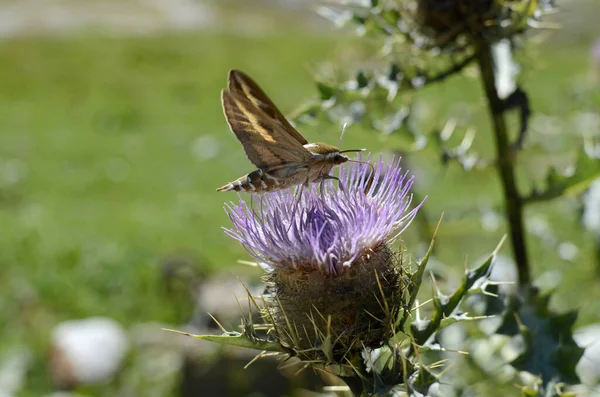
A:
[222,155,425,362]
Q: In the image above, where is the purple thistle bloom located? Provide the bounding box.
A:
[224,155,425,274]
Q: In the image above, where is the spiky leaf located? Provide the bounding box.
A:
[496,289,585,387]
[163,329,287,353]
[410,243,497,345]
[525,152,600,204]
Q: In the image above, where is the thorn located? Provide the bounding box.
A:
[487,280,516,286]
[412,298,433,311]
[428,358,448,369]
[244,351,267,369]
[162,328,196,337]
[208,312,228,333]
[467,315,496,321]
[418,212,443,267]
[364,309,384,323]
[234,294,245,318]
[278,359,302,371]
[437,361,457,378]
[374,269,390,315]
[275,295,298,342]
[237,260,259,267]
[323,386,351,392]
[238,278,263,313]
[482,289,500,298]
[513,312,524,329]
[292,362,311,377]
[493,234,508,256]
[429,271,442,298]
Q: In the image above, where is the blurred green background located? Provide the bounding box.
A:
[1,0,599,396]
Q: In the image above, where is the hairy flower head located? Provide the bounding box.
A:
[225,155,423,274]
[223,156,425,362]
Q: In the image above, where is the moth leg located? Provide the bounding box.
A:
[318,178,326,198]
[295,183,306,208]
[286,168,311,232]
[320,174,344,193]
[286,183,306,233]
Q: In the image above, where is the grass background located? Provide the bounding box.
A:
[1,0,599,395]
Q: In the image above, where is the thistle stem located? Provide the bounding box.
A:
[475,44,530,286]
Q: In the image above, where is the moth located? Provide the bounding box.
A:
[217,69,366,194]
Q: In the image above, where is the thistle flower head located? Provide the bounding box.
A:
[204,151,503,394]
[225,155,424,274]
[223,156,425,362]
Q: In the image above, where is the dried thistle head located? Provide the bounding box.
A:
[413,0,550,49]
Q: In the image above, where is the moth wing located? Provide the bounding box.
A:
[221,90,313,170]
[227,70,309,145]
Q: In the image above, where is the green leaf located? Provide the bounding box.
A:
[410,238,501,345]
[356,70,369,89]
[549,153,600,196]
[351,14,368,26]
[407,366,438,396]
[316,81,336,101]
[388,63,402,82]
[399,218,438,333]
[525,151,600,204]
[495,289,585,387]
[380,9,400,26]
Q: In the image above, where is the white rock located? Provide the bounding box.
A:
[0,348,32,396]
[49,317,129,387]
[575,323,600,387]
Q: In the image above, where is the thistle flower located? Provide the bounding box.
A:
[224,156,425,362]
[190,154,501,395]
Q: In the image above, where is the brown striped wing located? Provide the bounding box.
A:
[227,70,309,145]
[221,89,313,170]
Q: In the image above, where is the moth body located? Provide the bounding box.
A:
[217,143,350,193]
[216,70,362,194]
[217,169,285,193]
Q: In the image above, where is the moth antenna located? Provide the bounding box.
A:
[347,159,376,194]
[338,122,349,148]
[340,148,366,154]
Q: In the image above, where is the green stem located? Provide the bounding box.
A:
[475,44,531,286]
